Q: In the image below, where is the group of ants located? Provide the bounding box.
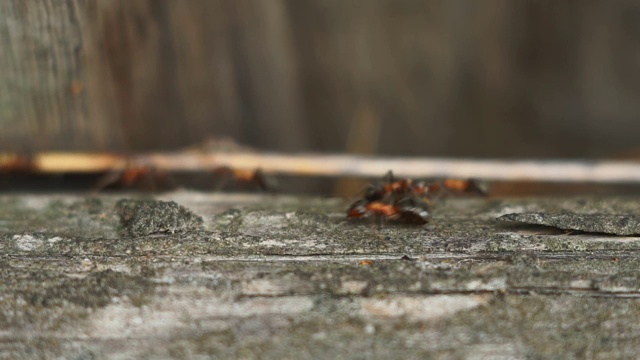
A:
[346,170,487,226]
[1,157,487,226]
[101,167,488,226]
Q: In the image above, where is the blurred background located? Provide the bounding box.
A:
[1,0,640,194]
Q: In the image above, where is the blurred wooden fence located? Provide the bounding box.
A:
[1,0,640,158]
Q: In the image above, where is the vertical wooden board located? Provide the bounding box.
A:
[0,0,299,152]
[285,0,542,158]
[2,0,640,158]
[86,0,308,152]
[166,0,310,152]
[507,1,640,158]
[85,0,187,151]
[221,0,309,151]
[0,0,98,150]
[443,0,525,158]
[162,1,243,145]
[287,0,469,155]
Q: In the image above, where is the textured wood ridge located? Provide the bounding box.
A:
[2,192,640,358]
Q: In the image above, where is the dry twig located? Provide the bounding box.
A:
[1,151,640,183]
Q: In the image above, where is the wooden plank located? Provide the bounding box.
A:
[3,1,640,160]
[2,192,640,357]
[0,0,98,150]
[0,0,306,152]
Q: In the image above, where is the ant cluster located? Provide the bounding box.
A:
[94,165,273,192]
[346,171,487,226]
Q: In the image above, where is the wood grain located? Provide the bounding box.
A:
[0,0,95,150]
[2,1,640,158]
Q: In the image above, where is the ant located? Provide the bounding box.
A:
[211,166,276,192]
[427,178,488,197]
[363,171,428,201]
[0,154,34,174]
[0,154,35,190]
[93,162,275,193]
[347,194,432,226]
[93,162,175,192]
[346,171,487,226]
[347,171,432,225]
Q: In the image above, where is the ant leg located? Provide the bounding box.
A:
[383,170,395,185]
[155,168,177,190]
[214,173,232,192]
[92,169,124,192]
[252,169,278,192]
[141,168,156,191]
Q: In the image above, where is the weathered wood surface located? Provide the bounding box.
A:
[2,192,640,358]
[3,1,640,158]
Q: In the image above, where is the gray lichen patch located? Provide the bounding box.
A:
[0,259,156,332]
[445,295,640,359]
[70,260,640,359]
[205,201,514,256]
[499,212,640,235]
[4,194,640,257]
[489,196,640,216]
[5,192,640,358]
[195,258,510,297]
[116,199,204,237]
[5,251,640,358]
[0,196,120,238]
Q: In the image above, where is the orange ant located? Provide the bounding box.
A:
[211,167,275,192]
[348,171,432,225]
[362,171,427,202]
[93,162,274,192]
[93,163,174,191]
[0,154,33,174]
[434,178,488,196]
[347,198,431,225]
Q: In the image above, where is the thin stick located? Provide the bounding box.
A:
[2,151,640,183]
